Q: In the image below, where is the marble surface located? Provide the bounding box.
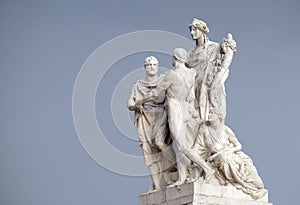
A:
[129,18,270,203]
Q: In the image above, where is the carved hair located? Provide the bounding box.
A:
[144,56,159,67]
[189,18,209,34]
[173,48,187,63]
[208,109,224,123]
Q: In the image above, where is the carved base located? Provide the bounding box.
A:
[138,182,272,205]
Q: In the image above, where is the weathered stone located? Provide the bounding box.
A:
[139,182,272,205]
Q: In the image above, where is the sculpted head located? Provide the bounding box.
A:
[144,56,159,77]
[189,18,209,44]
[172,48,187,67]
[206,109,224,127]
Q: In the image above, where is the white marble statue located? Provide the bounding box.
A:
[185,17,235,178]
[132,18,269,203]
[186,18,236,121]
[200,109,268,200]
[128,56,176,192]
[135,49,215,187]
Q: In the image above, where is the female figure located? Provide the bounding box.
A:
[200,110,267,200]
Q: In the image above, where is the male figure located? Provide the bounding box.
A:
[135,49,214,187]
[186,18,236,121]
[128,56,175,192]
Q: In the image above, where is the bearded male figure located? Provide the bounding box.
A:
[128,56,176,192]
[135,49,214,187]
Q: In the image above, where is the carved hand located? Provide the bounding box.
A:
[207,152,219,162]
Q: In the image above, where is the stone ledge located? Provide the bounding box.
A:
[139,182,272,205]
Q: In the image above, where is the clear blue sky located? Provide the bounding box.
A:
[1,0,299,204]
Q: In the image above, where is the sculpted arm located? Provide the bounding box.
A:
[221,33,237,70]
[210,68,229,88]
[127,83,137,111]
[210,34,236,88]
[186,71,196,103]
[225,126,242,152]
[135,71,174,107]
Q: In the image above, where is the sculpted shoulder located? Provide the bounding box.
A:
[207,40,219,46]
[164,70,176,80]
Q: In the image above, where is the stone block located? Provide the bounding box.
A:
[139,182,272,205]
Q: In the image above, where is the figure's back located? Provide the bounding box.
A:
[166,68,194,101]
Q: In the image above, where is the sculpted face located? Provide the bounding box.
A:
[144,56,159,77]
[145,61,158,76]
[207,110,223,128]
[172,56,177,67]
[190,25,203,40]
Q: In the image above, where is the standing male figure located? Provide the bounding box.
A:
[128,56,175,192]
[135,49,214,187]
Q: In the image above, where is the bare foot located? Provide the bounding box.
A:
[186,177,197,183]
[146,184,155,193]
[168,180,184,188]
[204,169,215,183]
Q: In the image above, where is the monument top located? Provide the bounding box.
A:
[128,18,271,204]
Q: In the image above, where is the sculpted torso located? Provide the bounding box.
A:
[187,42,218,83]
[164,68,195,101]
[129,19,268,201]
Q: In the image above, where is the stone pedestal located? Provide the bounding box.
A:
[139,182,272,205]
